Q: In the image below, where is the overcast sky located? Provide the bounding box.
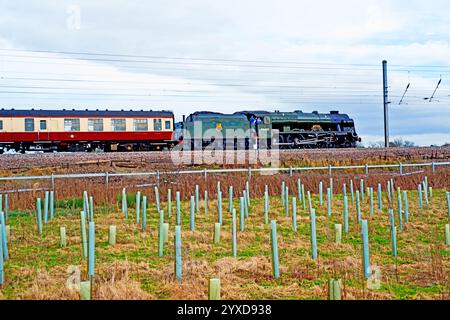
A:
[1,0,450,146]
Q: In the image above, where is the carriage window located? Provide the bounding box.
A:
[165,120,171,130]
[88,118,104,131]
[111,119,126,131]
[0,120,3,130]
[153,119,162,131]
[64,119,80,131]
[133,119,148,131]
[40,120,47,130]
[25,118,34,132]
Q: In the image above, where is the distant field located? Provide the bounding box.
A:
[1,179,449,300]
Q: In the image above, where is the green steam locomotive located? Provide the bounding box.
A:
[177,110,360,149]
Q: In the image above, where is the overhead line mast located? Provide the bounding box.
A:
[383,60,389,148]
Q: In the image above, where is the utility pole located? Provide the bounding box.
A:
[382,60,389,148]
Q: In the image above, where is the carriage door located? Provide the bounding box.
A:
[39,119,50,141]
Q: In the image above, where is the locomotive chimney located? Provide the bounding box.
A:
[182,115,186,122]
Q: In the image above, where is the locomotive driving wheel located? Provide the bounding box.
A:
[279,135,292,149]
[285,135,295,149]
[291,134,305,149]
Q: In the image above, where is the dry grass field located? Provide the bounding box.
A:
[1,175,449,300]
[0,147,449,177]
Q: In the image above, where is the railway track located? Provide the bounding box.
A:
[0,147,449,174]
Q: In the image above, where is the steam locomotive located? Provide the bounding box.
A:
[179,110,360,149]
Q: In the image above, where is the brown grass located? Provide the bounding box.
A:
[1,167,449,300]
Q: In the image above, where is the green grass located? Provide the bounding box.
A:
[1,187,449,300]
[117,193,137,207]
[55,197,84,210]
[382,283,444,299]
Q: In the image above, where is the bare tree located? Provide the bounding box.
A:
[390,138,404,147]
[389,138,415,148]
[368,141,384,148]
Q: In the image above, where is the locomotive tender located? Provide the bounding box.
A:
[0,108,360,153]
